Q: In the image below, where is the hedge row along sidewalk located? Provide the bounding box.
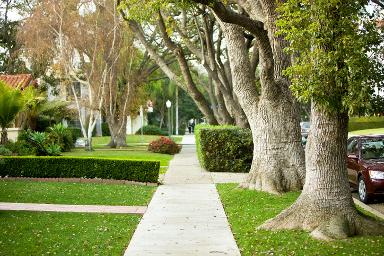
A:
[195,124,253,173]
[0,157,160,183]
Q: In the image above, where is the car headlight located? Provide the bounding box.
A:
[369,170,384,180]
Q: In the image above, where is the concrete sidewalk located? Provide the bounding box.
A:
[0,202,146,214]
[125,135,241,255]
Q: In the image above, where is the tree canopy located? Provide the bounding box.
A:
[278,0,384,113]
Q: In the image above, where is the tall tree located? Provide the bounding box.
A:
[189,0,306,193]
[118,1,250,127]
[19,0,102,150]
[0,0,30,74]
[19,0,157,149]
[260,0,384,239]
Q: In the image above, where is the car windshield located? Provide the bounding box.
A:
[361,138,384,160]
[301,122,310,129]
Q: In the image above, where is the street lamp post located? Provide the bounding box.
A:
[166,100,172,137]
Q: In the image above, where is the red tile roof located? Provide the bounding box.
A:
[0,74,37,90]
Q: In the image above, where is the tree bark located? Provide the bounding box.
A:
[206,75,221,123]
[107,117,127,148]
[214,82,234,125]
[220,22,305,193]
[260,103,384,239]
[245,83,305,193]
[1,128,8,145]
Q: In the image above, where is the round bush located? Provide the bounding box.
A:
[137,125,168,136]
[148,136,181,155]
[102,123,111,136]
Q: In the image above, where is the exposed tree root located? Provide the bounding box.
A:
[258,196,384,240]
[240,142,305,194]
[107,137,127,148]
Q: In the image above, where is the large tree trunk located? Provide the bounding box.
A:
[85,136,93,151]
[260,104,384,239]
[244,84,305,193]
[224,93,249,128]
[1,127,8,145]
[214,83,234,125]
[114,130,127,148]
[107,116,127,148]
[207,75,222,123]
[221,22,305,193]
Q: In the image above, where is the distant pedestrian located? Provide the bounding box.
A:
[188,119,194,134]
[191,120,195,133]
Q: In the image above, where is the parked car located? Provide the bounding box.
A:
[347,135,384,203]
[300,121,310,145]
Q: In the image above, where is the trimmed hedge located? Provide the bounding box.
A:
[195,125,253,173]
[0,157,160,183]
[349,116,384,132]
[102,123,111,136]
[136,125,168,136]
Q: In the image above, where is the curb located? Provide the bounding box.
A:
[353,198,384,220]
[0,177,158,186]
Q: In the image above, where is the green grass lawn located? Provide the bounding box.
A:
[0,180,156,255]
[217,184,384,256]
[0,180,156,205]
[349,127,384,136]
[63,148,173,168]
[66,135,181,175]
[0,211,139,256]
[92,135,183,146]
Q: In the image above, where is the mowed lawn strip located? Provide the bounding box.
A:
[0,180,156,206]
[92,135,183,147]
[349,127,384,136]
[217,184,384,256]
[62,148,173,167]
[0,211,139,256]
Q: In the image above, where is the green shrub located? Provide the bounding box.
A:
[48,124,74,152]
[178,123,186,136]
[137,125,168,136]
[0,157,160,183]
[68,127,82,141]
[148,136,181,155]
[35,116,54,132]
[102,123,111,136]
[0,145,12,156]
[4,140,35,156]
[349,116,384,131]
[25,130,62,156]
[195,124,253,173]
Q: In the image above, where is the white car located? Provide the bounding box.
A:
[300,121,310,136]
[300,122,310,145]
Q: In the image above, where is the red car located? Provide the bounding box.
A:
[347,135,384,203]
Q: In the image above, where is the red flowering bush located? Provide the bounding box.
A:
[148,136,181,155]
